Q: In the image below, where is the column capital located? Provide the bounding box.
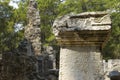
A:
[53,12,111,47]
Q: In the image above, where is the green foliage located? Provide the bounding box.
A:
[103,12,120,59]
[57,0,107,16]
[101,0,120,59]
[0,0,24,53]
[37,0,60,46]
[0,0,120,58]
[104,0,120,11]
[13,0,28,25]
[57,0,120,59]
[0,1,14,52]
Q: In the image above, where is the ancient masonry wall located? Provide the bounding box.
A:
[25,0,41,56]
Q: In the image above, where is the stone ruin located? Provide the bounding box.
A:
[0,0,120,80]
[52,11,120,80]
[103,59,120,80]
[0,0,58,80]
[25,0,41,56]
[53,12,111,80]
[22,0,59,79]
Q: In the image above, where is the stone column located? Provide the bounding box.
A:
[24,0,41,75]
[53,12,111,80]
[25,0,41,56]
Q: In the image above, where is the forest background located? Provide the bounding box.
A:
[0,0,120,59]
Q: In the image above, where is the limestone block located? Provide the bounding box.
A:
[59,46,103,80]
[53,12,111,47]
[103,59,120,80]
[53,12,111,80]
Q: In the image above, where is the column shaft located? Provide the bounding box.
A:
[59,46,102,80]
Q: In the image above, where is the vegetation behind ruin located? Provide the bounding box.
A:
[0,0,120,59]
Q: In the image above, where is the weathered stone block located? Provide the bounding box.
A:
[53,12,111,47]
[53,12,111,80]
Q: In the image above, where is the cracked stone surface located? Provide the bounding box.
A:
[53,12,111,80]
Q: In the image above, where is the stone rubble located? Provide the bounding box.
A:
[103,59,120,80]
[0,41,58,80]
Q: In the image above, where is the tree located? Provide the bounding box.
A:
[16,0,60,46]
[101,0,120,59]
[57,0,107,16]
[0,0,24,53]
[57,0,120,59]
[103,12,120,59]
[36,0,60,46]
[0,0,119,58]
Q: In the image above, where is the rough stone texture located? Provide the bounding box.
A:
[25,0,41,56]
[0,41,58,80]
[0,0,58,80]
[0,40,43,80]
[103,59,120,80]
[53,12,111,36]
[24,0,42,79]
[38,46,59,80]
[0,41,58,79]
[45,46,56,69]
[0,52,35,80]
[53,12,111,80]
[60,46,103,80]
[53,12,111,47]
